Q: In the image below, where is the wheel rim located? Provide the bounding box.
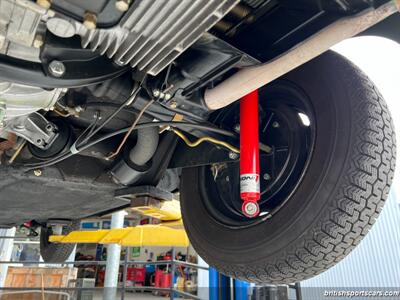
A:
[200,82,316,228]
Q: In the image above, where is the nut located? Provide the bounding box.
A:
[243,202,259,217]
[33,35,44,48]
[164,93,172,101]
[169,100,178,109]
[36,0,51,9]
[228,151,239,160]
[152,89,160,98]
[83,12,97,30]
[263,173,271,180]
[115,0,132,12]
[33,169,42,177]
[48,60,66,77]
[234,124,240,133]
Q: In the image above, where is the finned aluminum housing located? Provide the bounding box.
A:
[72,0,239,76]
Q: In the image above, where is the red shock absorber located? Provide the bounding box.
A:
[240,89,260,218]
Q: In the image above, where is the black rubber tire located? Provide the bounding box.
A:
[180,51,396,284]
[40,221,80,263]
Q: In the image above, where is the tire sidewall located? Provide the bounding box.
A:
[40,221,79,263]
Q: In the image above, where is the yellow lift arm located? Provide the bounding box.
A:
[49,200,189,247]
[50,224,189,247]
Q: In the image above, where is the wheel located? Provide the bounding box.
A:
[40,220,80,263]
[180,51,396,283]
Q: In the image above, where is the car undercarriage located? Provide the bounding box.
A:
[0,0,397,283]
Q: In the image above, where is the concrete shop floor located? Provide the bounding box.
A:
[93,290,177,300]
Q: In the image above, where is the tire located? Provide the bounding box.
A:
[40,221,80,263]
[180,51,396,284]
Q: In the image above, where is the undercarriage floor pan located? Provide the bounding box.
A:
[0,165,128,227]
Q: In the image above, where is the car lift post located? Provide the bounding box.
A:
[240,90,260,217]
[103,210,125,300]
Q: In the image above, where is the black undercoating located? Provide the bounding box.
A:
[0,165,128,227]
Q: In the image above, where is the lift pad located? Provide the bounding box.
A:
[130,199,182,221]
[49,223,189,247]
[115,186,181,221]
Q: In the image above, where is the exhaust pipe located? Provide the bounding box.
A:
[204,1,398,110]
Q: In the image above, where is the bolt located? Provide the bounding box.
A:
[228,151,239,160]
[242,201,259,218]
[33,169,42,177]
[234,124,240,133]
[169,100,178,109]
[36,0,51,9]
[152,89,160,98]
[33,35,44,48]
[263,173,271,180]
[45,124,54,132]
[164,93,172,101]
[83,12,97,30]
[115,0,132,12]
[48,60,66,77]
[272,121,280,128]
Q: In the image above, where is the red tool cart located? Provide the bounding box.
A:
[127,267,146,287]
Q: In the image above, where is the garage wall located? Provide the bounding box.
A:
[300,190,400,298]
[129,245,197,261]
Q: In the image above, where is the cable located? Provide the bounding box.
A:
[75,111,100,147]
[171,128,239,153]
[106,99,155,160]
[53,108,71,117]
[86,113,100,138]
[85,101,175,121]
[8,141,26,164]
[84,102,136,113]
[24,121,236,170]
[78,86,142,145]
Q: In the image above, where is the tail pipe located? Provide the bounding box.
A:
[240,90,260,218]
[204,1,397,110]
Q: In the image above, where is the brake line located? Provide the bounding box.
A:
[171,128,239,153]
[106,99,155,160]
